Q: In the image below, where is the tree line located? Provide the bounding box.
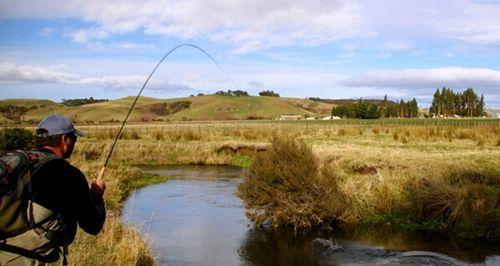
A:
[215,90,250,97]
[213,90,280,97]
[331,87,486,119]
[331,96,419,119]
[429,87,485,117]
[61,97,108,106]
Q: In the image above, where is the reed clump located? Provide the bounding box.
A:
[238,137,344,231]
[408,168,499,239]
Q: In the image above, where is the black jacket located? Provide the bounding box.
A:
[30,152,106,243]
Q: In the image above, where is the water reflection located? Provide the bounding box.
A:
[238,227,320,266]
[336,226,498,263]
[123,166,499,266]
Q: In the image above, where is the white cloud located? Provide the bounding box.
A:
[360,1,500,46]
[342,67,500,90]
[3,0,500,53]
[0,62,191,92]
[0,0,363,53]
[0,63,77,83]
[112,42,155,50]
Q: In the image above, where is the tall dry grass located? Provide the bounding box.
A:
[238,135,499,240]
[238,137,344,231]
[57,144,170,265]
[67,213,154,266]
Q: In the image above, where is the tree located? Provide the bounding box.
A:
[381,94,388,118]
[409,98,419,118]
[475,94,485,117]
[259,90,280,97]
[463,87,478,117]
[430,88,441,116]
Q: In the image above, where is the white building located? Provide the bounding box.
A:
[322,116,341,120]
[279,115,302,120]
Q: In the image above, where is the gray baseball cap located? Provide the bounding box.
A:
[36,114,86,137]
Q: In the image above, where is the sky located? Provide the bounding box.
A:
[1,0,500,107]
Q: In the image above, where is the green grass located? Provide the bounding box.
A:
[0,95,336,124]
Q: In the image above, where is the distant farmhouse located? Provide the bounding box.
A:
[322,116,341,120]
[279,115,302,120]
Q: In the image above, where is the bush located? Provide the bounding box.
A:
[0,105,30,121]
[258,90,280,97]
[0,127,35,151]
[238,137,343,230]
[147,101,191,116]
[408,169,499,239]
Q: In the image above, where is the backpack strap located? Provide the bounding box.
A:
[0,241,61,263]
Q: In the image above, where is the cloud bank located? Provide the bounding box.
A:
[0,63,192,92]
[0,0,362,53]
[343,67,500,90]
[2,0,500,53]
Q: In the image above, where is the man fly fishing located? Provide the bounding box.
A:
[0,114,106,265]
[1,43,219,266]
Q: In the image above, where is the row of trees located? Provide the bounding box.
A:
[429,87,485,117]
[214,90,280,97]
[331,100,381,119]
[381,96,419,118]
[215,90,250,97]
[61,97,108,106]
[331,97,419,119]
[258,90,280,97]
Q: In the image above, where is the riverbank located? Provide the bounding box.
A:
[62,162,168,265]
[122,166,498,265]
[63,121,498,265]
[238,136,499,241]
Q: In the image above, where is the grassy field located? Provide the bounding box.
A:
[0,95,335,124]
[3,119,498,264]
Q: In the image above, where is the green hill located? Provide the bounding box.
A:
[0,95,334,124]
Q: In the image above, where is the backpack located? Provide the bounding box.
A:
[0,150,68,264]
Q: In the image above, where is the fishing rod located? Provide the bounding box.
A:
[97,43,227,181]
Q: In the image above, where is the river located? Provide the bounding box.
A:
[123,165,500,266]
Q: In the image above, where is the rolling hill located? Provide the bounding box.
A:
[0,95,335,124]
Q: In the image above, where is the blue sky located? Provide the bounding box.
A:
[1,0,500,107]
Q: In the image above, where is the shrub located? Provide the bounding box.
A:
[410,177,497,223]
[392,132,399,141]
[0,127,35,151]
[258,90,280,97]
[154,130,164,140]
[238,137,343,231]
[0,105,30,121]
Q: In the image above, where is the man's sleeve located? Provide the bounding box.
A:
[70,166,106,235]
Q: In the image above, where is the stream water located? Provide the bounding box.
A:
[123,166,499,266]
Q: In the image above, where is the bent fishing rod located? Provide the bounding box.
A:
[97,43,226,180]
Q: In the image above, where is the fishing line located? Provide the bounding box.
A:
[98,43,230,180]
